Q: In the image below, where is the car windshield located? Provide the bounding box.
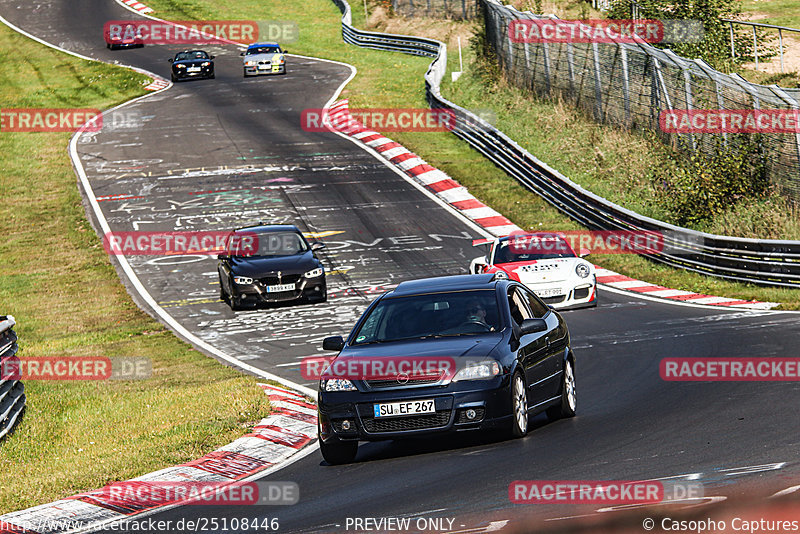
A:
[229,231,308,257]
[352,290,501,345]
[247,46,281,55]
[494,237,575,263]
[175,51,209,61]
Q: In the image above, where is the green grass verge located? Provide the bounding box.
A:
[139,0,800,309]
[0,22,270,513]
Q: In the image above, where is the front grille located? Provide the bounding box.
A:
[258,274,301,286]
[573,287,591,300]
[542,295,566,304]
[364,375,442,389]
[362,411,450,433]
[259,290,299,302]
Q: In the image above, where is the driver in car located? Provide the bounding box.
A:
[464,300,492,330]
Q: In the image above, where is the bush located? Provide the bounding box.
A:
[651,134,770,226]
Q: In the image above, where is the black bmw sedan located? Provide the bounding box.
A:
[217,224,326,310]
[317,273,576,464]
[168,50,215,82]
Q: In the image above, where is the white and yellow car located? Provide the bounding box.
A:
[241,42,287,77]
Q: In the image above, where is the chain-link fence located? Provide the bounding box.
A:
[392,0,480,19]
[483,0,800,202]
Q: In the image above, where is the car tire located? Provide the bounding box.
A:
[320,437,358,465]
[210,72,215,79]
[229,296,243,311]
[171,73,178,83]
[547,359,577,420]
[509,371,528,438]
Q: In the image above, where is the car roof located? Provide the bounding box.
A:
[389,274,501,297]
[497,232,566,243]
[234,224,301,234]
[248,42,280,47]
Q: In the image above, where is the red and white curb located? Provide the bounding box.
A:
[327,100,522,238]
[325,99,779,311]
[143,76,169,91]
[594,267,778,310]
[0,384,316,534]
[122,0,153,14]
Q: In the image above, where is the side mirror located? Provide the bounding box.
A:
[217,253,229,260]
[322,336,345,351]
[240,51,246,56]
[168,58,174,63]
[210,55,215,59]
[520,318,547,335]
[282,49,289,55]
[579,248,591,258]
[310,242,325,251]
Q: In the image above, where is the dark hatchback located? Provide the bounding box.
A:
[317,273,577,464]
[169,50,215,82]
[217,224,326,310]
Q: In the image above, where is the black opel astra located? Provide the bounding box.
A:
[317,273,576,464]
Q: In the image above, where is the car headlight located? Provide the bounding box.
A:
[304,267,324,278]
[245,60,256,66]
[321,378,357,392]
[493,270,508,280]
[233,276,253,285]
[175,64,186,68]
[278,56,285,63]
[452,361,501,381]
[201,61,211,66]
[575,263,591,278]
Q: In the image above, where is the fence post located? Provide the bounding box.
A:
[592,42,604,121]
[567,42,576,100]
[752,25,759,69]
[729,22,736,58]
[779,29,784,73]
[681,61,696,150]
[767,84,800,184]
[693,59,728,146]
[620,43,631,126]
[543,41,552,95]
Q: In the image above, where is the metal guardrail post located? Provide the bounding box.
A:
[779,28,784,73]
[0,315,25,442]
[752,25,759,69]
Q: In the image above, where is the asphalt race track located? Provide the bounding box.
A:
[2,0,800,532]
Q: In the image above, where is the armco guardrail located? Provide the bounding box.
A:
[330,0,800,289]
[0,315,25,440]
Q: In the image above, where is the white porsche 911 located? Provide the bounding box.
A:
[470,233,597,309]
